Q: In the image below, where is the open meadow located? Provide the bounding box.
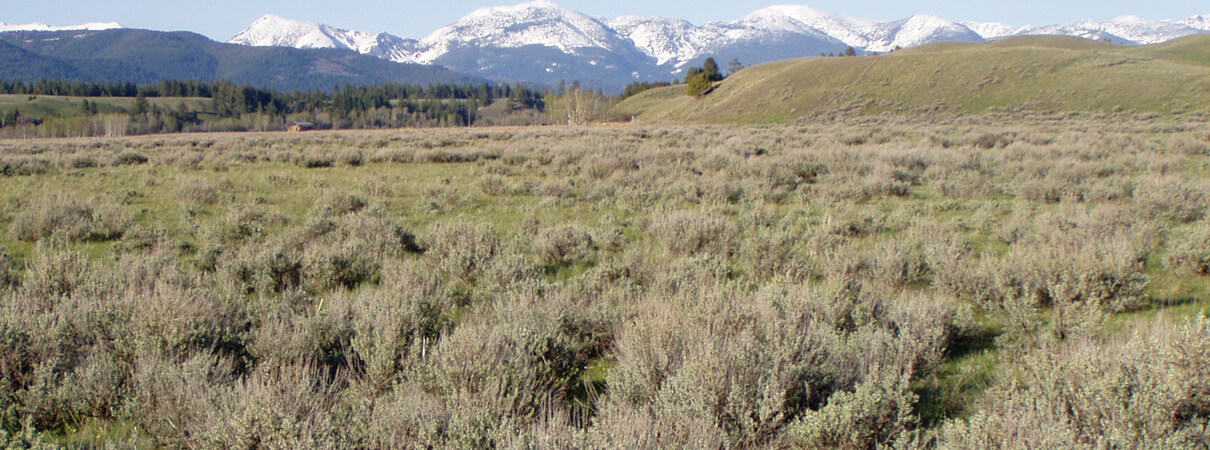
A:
[1,113,1209,447]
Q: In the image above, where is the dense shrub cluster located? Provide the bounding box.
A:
[939,315,1210,448]
[1167,220,1210,274]
[10,193,130,242]
[0,114,1207,446]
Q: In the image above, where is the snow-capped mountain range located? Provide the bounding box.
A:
[963,15,1210,44]
[226,2,1210,89]
[0,21,122,33]
[12,2,1204,90]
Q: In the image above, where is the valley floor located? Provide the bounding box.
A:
[0,115,1208,447]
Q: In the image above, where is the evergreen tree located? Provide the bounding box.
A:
[844,46,857,57]
[703,57,723,81]
[687,73,712,97]
[133,93,149,116]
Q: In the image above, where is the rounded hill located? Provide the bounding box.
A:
[613,35,1210,122]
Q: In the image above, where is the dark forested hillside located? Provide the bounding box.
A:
[0,29,479,91]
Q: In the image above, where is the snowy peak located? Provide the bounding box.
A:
[418,0,627,59]
[610,16,709,66]
[230,15,378,52]
[229,14,419,62]
[962,21,1025,40]
[736,5,866,43]
[878,15,983,51]
[0,21,122,32]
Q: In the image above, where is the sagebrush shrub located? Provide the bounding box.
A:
[0,248,15,289]
[301,242,380,292]
[11,193,130,242]
[220,243,303,294]
[175,177,220,205]
[371,291,587,448]
[970,132,1013,149]
[939,316,1210,448]
[649,210,737,257]
[319,191,368,215]
[783,369,917,448]
[533,225,597,267]
[114,152,149,166]
[1166,221,1210,274]
[296,154,334,168]
[343,261,450,396]
[424,221,503,283]
[67,154,98,169]
[592,281,955,447]
[737,225,806,280]
[1134,175,1209,223]
[478,175,509,196]
[18,235,109,301]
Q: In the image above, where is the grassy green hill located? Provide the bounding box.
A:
[0,94,211,122]
[613,35,1210,123]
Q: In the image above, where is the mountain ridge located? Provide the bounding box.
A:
[0,29,479,91]
[0,21,122,32]
[225,2,1210,90]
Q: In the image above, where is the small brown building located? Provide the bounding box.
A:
[288,121,315,132]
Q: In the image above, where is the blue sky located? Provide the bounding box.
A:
[3,0,1205,41]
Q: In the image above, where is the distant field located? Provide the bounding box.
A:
[614,35,1210,123]
[0,116,1208,447]
[0,94,211,120]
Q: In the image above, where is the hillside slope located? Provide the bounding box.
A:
[613,35,1210,122]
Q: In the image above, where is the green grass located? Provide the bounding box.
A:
[614,35,1210,123]
[0,135,635,265]
[0,94,210,122]
[2,121,1208,446]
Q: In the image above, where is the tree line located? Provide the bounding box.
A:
[0,71,751,137]
[0,79,553,137]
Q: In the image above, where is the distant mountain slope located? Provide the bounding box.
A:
[0,29,477,91]
[612,35,1210,123]
[996,16,1207,45]
[0,21,121,32]
[0,40,89,81]
[227,2,1210,91]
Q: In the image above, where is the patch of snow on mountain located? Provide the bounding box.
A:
[0,22,122,32]
[960,21,1022,40]
[1185,15,1210,31]
[1071,16,1202,44]
[610,16,706,66]
[229,15,423,64]
[735,5,872,47]
[229,15,374,50]
[728,7,978,53]
[876,14,982,52]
